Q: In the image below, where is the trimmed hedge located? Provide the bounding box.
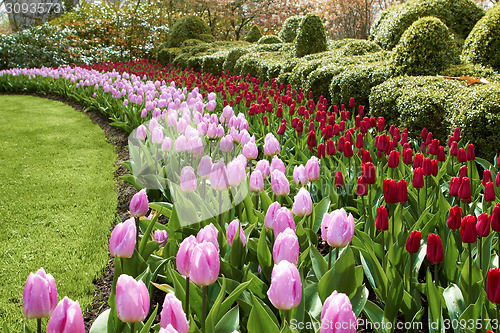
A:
[245,25,263,43]
[295,13,328,57]
[166,16,212,48]
[279,16,304,43]
[223,48,250,74]
[157,47,182,66]
[181,39,207,47]
[462,4,500,70]
[257,35,283,44]
[370,0,484,50]
[392,17,460,76]
[199,34,216,43]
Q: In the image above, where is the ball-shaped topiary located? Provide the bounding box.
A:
[166,15,211,48]
[461,4,500,70]
[278,16,304,43]
[392,17,460,76]
[295,13,328,58]
[257,35,283,44]
[370,0,484,50]
[245,25,263,43]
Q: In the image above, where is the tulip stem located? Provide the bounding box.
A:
[130,322,135,333]
[382,231,386,270]
[498,232,500,268]
[328,246,332,270]
[469,243,473,304]
[285,310,290,327]
[202,286,208,333]
[417,188,420,217]
[391,204,395,241]
[185,277,190,318]
[135,216,141,249]
[37,318,41,333]
[255,194,259,211]
[434,263,438,284]
[479,237,483,273]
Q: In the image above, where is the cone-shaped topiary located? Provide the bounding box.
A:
[295,13,327,58]
[392,16,460,76]
[245,25,263,43]
[370,0,484,50]
[278,16,304,43]
[166,15,211,48]
[462,4,500,70]
[257,35,283,44]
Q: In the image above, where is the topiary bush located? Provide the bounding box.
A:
[461,4,500,71]
[278,15,304,43]
[392,17,460,76]
[369,0,484,50]
[181,39,207,47]
[257,35,283,44]
[199,34,216,43]
[245,25,263,43]
[295,13,328,57]
[202,51,230,75]
[166,15,211,48]
[223,48,250,73]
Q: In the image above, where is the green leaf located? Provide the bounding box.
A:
[139,305,158,333]
[257,228,273,280]
[351,285,369,317]
[260,191,273,213]
[214,306,240,333]
[90,309,110,333]
[312,197,330,233]
[22,323,33,333]
[363,301,385,333]
[218,278,253,323]
[247,294,280,333]
[149,202,173,218]
[151,282,174,294]
[443,284,465,332]
[426,269,442,331]
[309,245,328,280]
[206,277,227,333]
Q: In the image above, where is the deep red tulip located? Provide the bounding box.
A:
[426,233,443,263]
[263,116,269,126]
[412,168,424,189]
[358,105,364,116]
[450,141,458,156]
[453,127,461,142]
[349,97,355,108]
[277,122,286,135]
[437,146,446,161]
[398,179,408,203]
[477,213,491,237]
[388,150,400,169]
[431,160,438,177]
[338,136,345,152]
[356,133,364,149]
[307,131,317,149]
[460,215,477,243]
[483,170,493,186]
[423,158,433,176]
[362,162,376,185]
[376,206,388,231]
[487,268,500,303]
[362,150,372,163]
[458,177,472,203]
[377,117,385,132]
[492,204,500,232]
[425,132,433,146]
[403,148,413,165]
[344,141,353,158]
[449,177,461,197]
[335,171,344,188]
[459,165,468,180]
[497,171,500,187]
[457,148,466,163]
[413,153,423,169]
[296,120,303,135]
[485,182,496,202]
[421,128,428,140]
[326,139,336,156]
[383,179,398,204]
[406,230,421,253]
[466,144,475,161]
[356,176,368,196]
[317,143,326,158]
[447,205,462,230]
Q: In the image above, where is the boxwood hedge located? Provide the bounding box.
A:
[257,35,283,44]
[245,25,263,43]
[279,16,304,43]
[166,15,212,48]
[295,13,328,57]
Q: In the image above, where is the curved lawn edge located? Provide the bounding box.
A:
[0,94,119,331]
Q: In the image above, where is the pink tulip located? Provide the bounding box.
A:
[222,105,234,119]
[265,202,281,230]
[293,165,308,186]
[154,230,168,247]
[321,208,355,248]
[210,161,229,191]
[160,294,189,333]
[159,325,180,333]
[267,260,302,310]
[220,135,233,152]
[176,235,198,277]
[320,291,357,333]
[174,135,188,152]
[242,142,258,160]
[189,241,220,286]
[197,155,213,179]
[263,133,281,156]
[136,124,147,140]
[152,127,164,144]
[250,170,264,193]
[227,159,245,186]
[274,207,296,237]
[180,166,197,193]
[273,228,299,265]
[109,217,136,258]
[129,188,149,217]
[23,268,57,319]
[255,159,270,178]
[162,137,172,152]
[46,297,85,333]
[271,156,286,174]
[271,169,290,196]
[227,219,247,246]
[116,274,150,322]
[197,223,219,252]
[292,188,313,217]
[305,156,320,181]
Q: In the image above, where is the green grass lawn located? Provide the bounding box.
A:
[0,95,117,331]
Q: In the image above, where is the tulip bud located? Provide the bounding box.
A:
[109,218,136,258]
[362,162,376,185]
[176,235,198,277]
[129,189,149,217]
[383,179,398,204]
[460,215,477,243]
[136,125,147,140]
[335,171,344,188]
[403,148,413,165]
[491,203,500,232]
[274,207,296,237]
[210,161,229,191]
[458,177,472,203]
[356,176,368,196]
[23,268,57,319]
[450,141,458,156]
[449,177,461,197]
[255,159,270,178]
[413,153,423,169]
[398,179,408,203]
[227,219,246,246]
[447,205,462,230]
[271,156,286,174]
[487,268,500,303]
[343,141,353,158]
[412,168,424,189]
[265,202,281,230]
[197,224,219,252]
[422,158,432,176]
[321,208,355,248]
[273,228,299,265]
[457,148,466,163]
[388,150,399,168]
[270,169,290,196]
[406,230,421,253]
[376,206,388,231]
[267,260,302,310]
[46,297,85,333]
[377,117,385,132]
[292,188,313,217]
[320,291,357,333]
[305,156,320,181]
[485,182,496,202]
[250,170,264,193]
[477,213,491,238]
[293,165,308,186]
[116,275,150,322]
[180,166,197,193]
[160,294,189,333]
[154,230,168,248]
[426,233,444,263]
[466,144,475,161]
[326,139,336,155]
[263,133,280,156]
[189,241,220,286]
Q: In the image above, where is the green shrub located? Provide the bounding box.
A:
[202,51,230,74]
[289,59,325,90]
[223,48,250,73]
[157,47,182,66]
[166,15,211,48]
[370,0,484,50]
[337,39,382,56]
[245,25,263,43]
[461,4,500,70]
[295,13,328,57]
[199,34,216,43]
[440,63,500,81]
[257,35,283,44]
[278,15,304,43]
[181,39,206,47]
[392,17,460,76]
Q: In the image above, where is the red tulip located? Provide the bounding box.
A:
[398,179,408,203]
[466,144,475,161]
[344,141,353,158]
[377,117,385,132]
[362,162,376,185]
[458,177,472,203]
[358,105,364,116]
[403,148,413,165]
[406,230,421,253]
[413,153,423,169]
[317,143,325,158]
[376,206,388,231]
[460,215,477,243]
[356,133,364,149]
[457,148,466,163]
[426,233,443,263]
[449,177,461,197]
[335,171,344,188]
[453,127,461,141]
[492,204,500,232]
[485,182,496,202]
[422,158,432,176]
[356,176,368,196]
[431,160,438,177]
[326,139,336,155]
[450,141,458,156]
[447,205,462,230]
[476,213,491,237]
[307,131,317,149]
[487,268,500,303]
[421,128,427,140]
[413,168,424,189]
[483,170,493,186]
[383,179,398,204]
[459,165,468,180]
[388,150,400,168]
[437,146,446,161]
